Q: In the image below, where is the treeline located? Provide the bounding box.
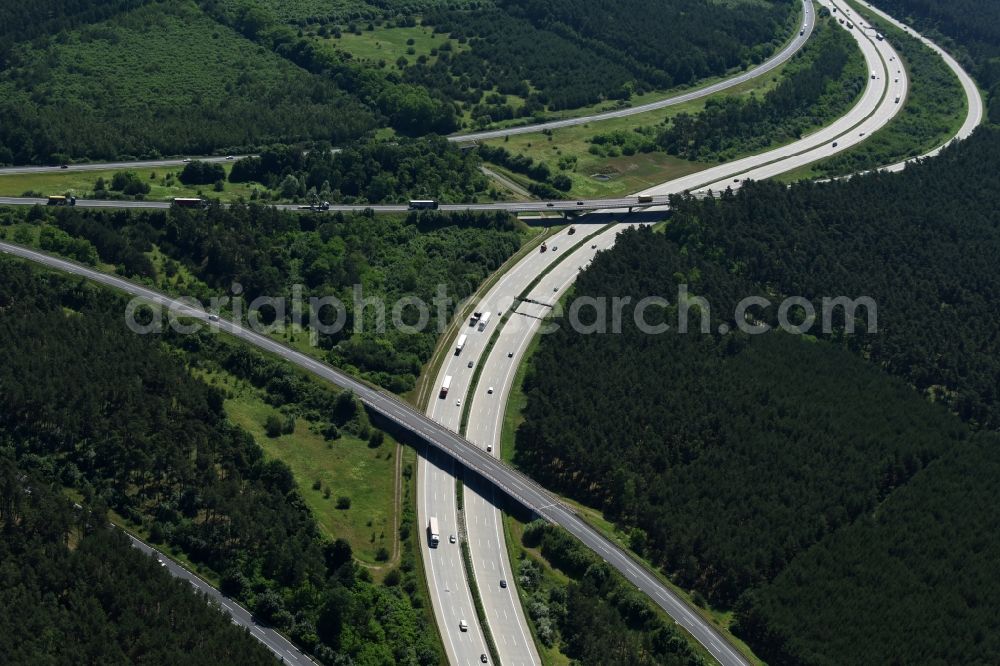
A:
[230,137,489,203]
[1,204,522,392]
[0,259,442,665]
[589,19,863,162]
[0,458,276,665]
[519,521,706,666]
[418,0,795,114]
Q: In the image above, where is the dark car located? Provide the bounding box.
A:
[480,655,488,664]
[500,579,507,588]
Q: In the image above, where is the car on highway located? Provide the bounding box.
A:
[468,360,474,368]
[60,164,68,169]
[182,158,191,163]
[833,142,839,147]
[507,352,513,358]
[576,201,584,206]
[455,399,462,406]
[226,155,235,160]
[487,387,494,394]
[208,314,219,322]
[459,620,468,632]
[487,444,493,452]
[591,244,597,249]
[480,655,488,663]
[546,203,554,207]
[449,534,456,544]
[500,579,507,588]
[551,246,557,251]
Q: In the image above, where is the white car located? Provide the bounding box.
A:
[459,620,468,632]
[449,534,457,544]
[455,399,462,406]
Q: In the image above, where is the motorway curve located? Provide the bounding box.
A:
[0,1,984,664]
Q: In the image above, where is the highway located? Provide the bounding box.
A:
[0,155,243,175]
[422,228,585,666]
[0,195,671,215]
[858,1,984,173]
[0,1,983,664]
[124,531,313,665]
[0,239,757,666]
[420,1,963,663]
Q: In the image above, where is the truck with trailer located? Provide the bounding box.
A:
[427,517,440,547]
[455,334,468,355]
[173,197,204,208]
[439,375,453,398]
[477,311,492,331]
[408,200,439,210]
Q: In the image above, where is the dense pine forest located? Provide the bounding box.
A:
[419,0,795,113]
[0,0,799,163]
[0,260,442,665]
[0,459,277,665]
[667,126,1000,428]
[0,205,522,392]
[513,126,1000,664]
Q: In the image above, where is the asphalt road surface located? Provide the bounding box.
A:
[124,531,314,665]
[0,155,245,175]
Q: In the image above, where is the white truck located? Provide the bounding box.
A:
[455,334,468,355]
[439,375,453,398]
[428,517,440,547]
[478,311,492,332]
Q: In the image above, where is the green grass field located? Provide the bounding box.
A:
[317,23,468,69]
[0,163,260,201]
[198,367,399,566]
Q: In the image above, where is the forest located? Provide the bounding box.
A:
[229,136,490,203]
[418,0,796,113]
[0,204,523,392]
[0,259,442,665]
[667,126,1000,429]
[0,1,375,165]
[512,126,1000,663]
[517,520,707,666]
[0,457,277,665]
[515,226,969,606]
